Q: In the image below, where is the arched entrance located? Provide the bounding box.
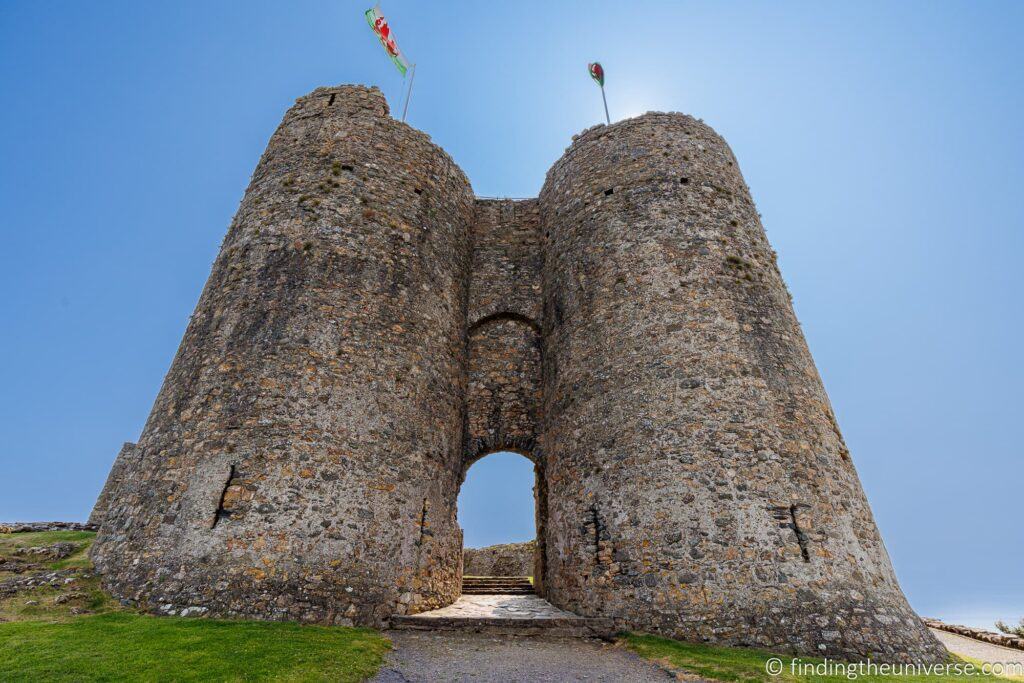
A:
[460,313,546,592]
[458,451,542,588]
[459,452,535,549]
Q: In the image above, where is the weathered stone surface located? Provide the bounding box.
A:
[463,541,536,577]
[537,113,944,663]
[91,86,473,626]
[89,84,944,663]
[88,442,140,527]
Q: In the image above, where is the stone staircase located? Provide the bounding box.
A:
[461,575,534,595]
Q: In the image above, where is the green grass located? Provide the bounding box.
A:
[0,531,391,681]
[0,530,96,572]
[622,633,1019,682]
[0,612,390,682]
[0,530,95,554]
[0,579,120,623]
[0,530,97,546]
[0,531,114,622]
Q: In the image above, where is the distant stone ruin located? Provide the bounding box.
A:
[463,541,536,577]
[88,84,946,663]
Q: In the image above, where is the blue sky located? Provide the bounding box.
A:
[1,2,1021,629]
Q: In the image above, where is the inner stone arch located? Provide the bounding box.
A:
[464,314,542,467]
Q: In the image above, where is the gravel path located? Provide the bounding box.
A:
[372,630,679,682]
[375,624,1024,682]
[931,628,1024,666]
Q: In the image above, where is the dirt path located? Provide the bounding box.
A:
[931,628,1024,667]
[373,630,679,682]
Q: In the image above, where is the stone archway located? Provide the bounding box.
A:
[457,450,541,580]
[461,314,547,593]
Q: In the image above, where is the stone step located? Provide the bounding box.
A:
[462,582,531,586]
[462,577,532,587]
[462,584,534,595]
[462,581,532,586]
[391,615,608,638]
[462,575,531,581]
[391,594,613,639]
[461,585,533,590]
[462,583,533,588]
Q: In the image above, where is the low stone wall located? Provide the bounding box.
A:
[0,522,98,534]
[463,540,535,576]
[924,618,1024,651]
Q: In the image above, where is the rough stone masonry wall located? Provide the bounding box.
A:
[463,540,537,577]
[90,86,475,626]
[467,199,542,325]
[87,442,139,527]
[464,199,543,464]
[538,113,946,663]
[463,198,547,586]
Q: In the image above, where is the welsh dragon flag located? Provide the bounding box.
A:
[588,62,605,87]
[365,5,410,76]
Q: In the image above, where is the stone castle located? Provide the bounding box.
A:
[89,85,945,662]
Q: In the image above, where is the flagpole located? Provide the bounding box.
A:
[397,71,407,118]
[600,85,610,125]
[401,63,416,122]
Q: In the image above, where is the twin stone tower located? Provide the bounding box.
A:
[89,85,944,662]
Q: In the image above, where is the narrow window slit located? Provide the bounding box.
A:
[327,93,336,106]
[680,177,690,185]
[414,188,423,195]
[586,504,608,566]
[211,465,236,529]
[341,164,354,172]
[789,504,811,563]
[416,498,430,545]
[604,188,614,196]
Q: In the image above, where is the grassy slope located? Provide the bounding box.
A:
[0,613,389,683]
[623,633,1020,683]
[0,531,390,682]
[0,530,117,622]
[0,530,97,571]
